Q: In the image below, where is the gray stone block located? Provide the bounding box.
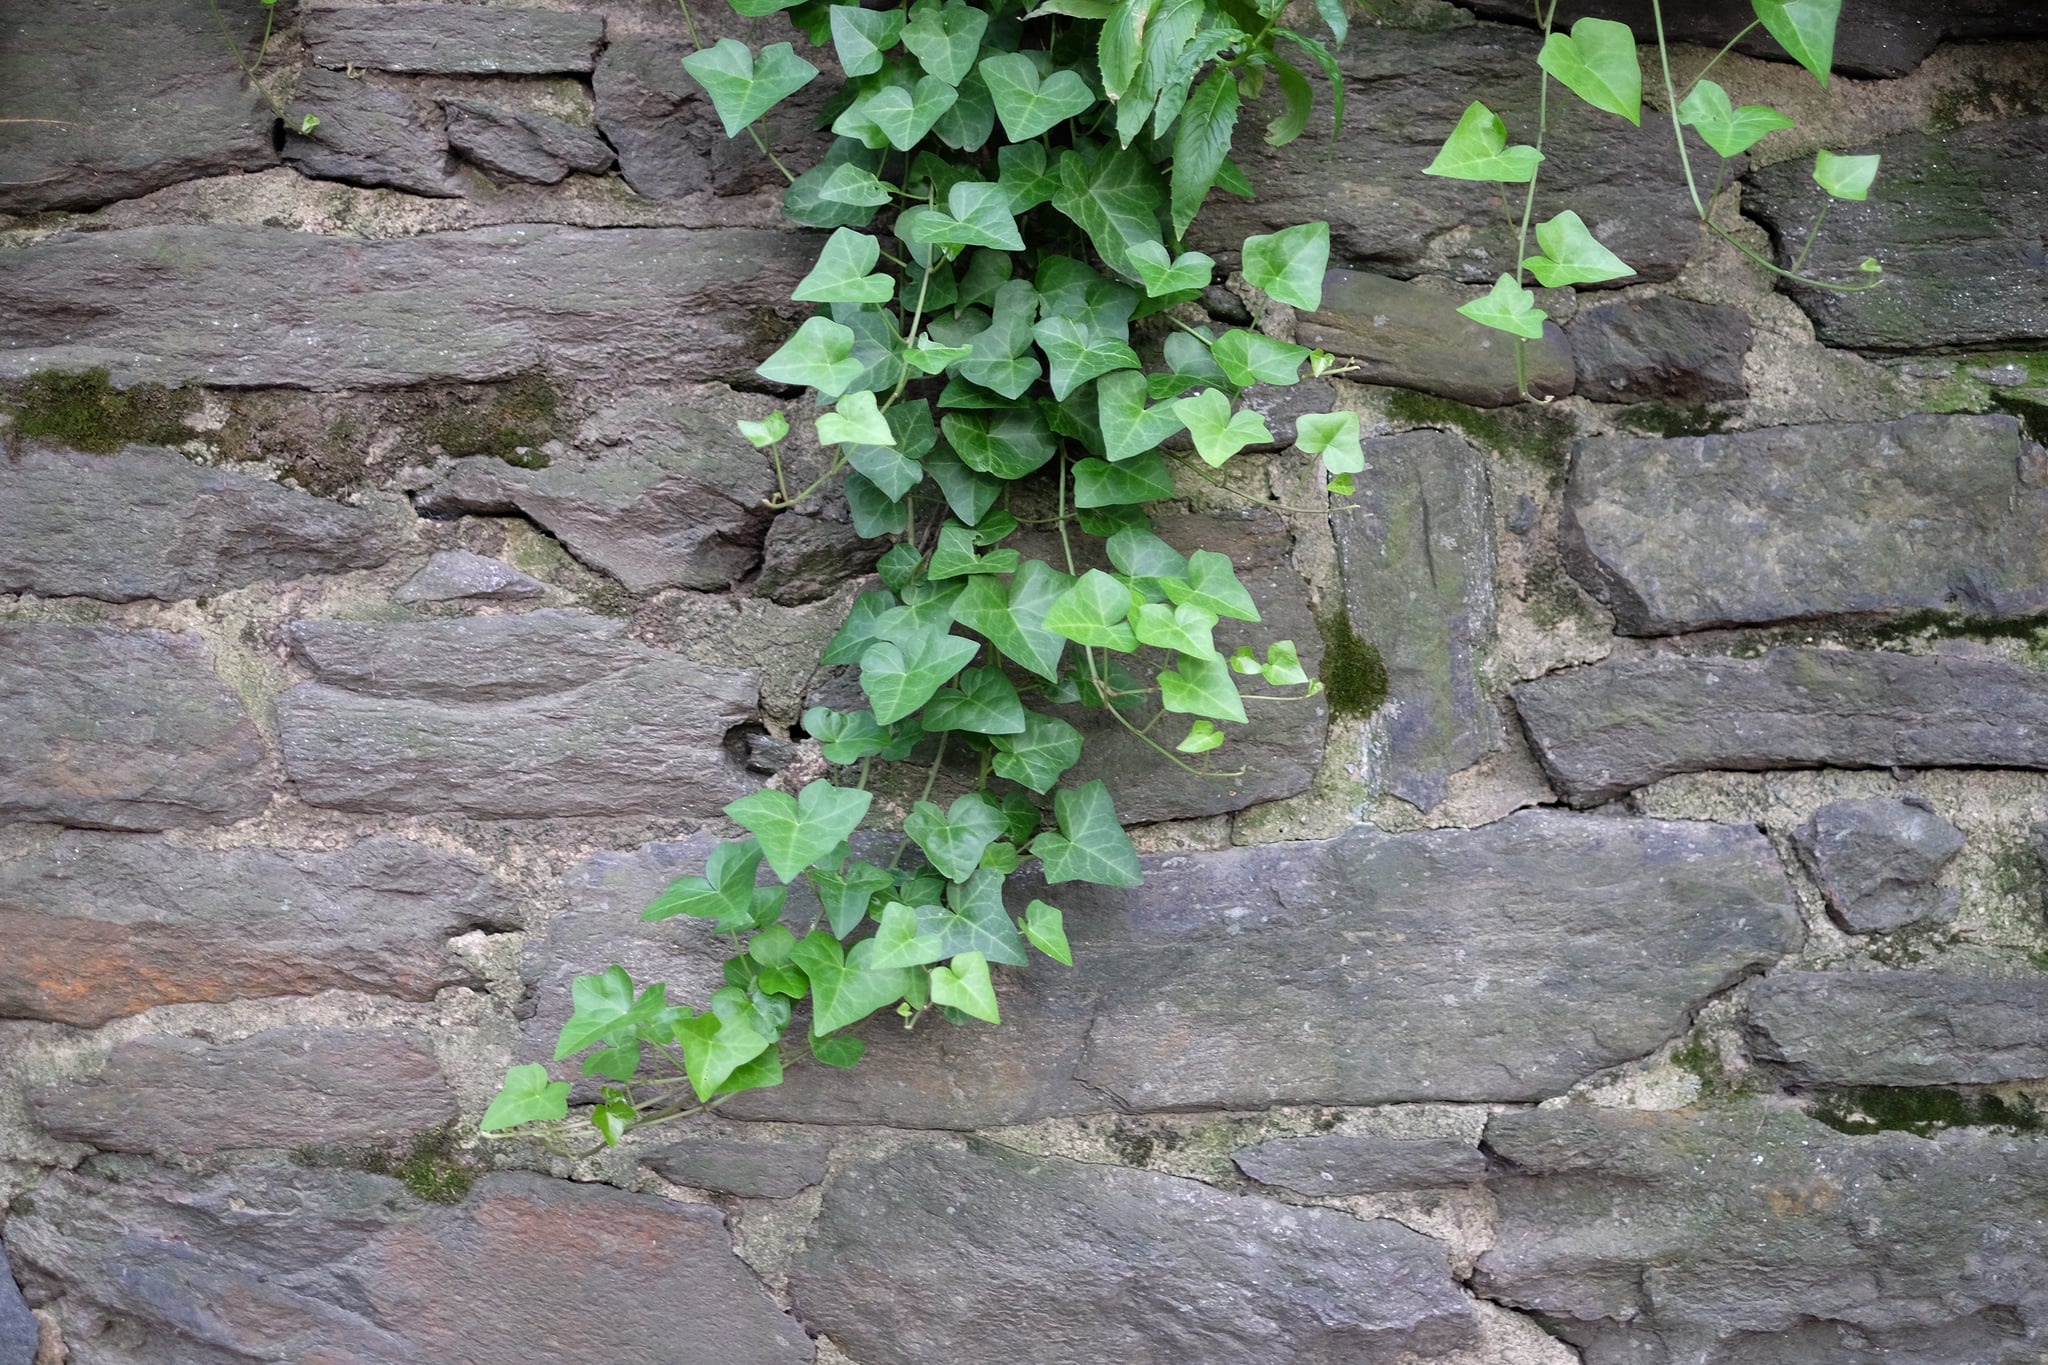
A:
[1298,270,1573,407]
[1747,970,2048,1086]
[304,4,606,74]
[0,1239,33,1365]
[1792,796,1965,933]
[394,550,547,604]
[1567,296,1751,404]
[1233,1133,1486,1195]
[645,1133,831,1198]
[755,513,884,606]
[441,99,615,185]
[283,69,464,198]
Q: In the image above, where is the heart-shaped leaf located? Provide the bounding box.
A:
[1240,221,1330,310]
[1032,780,1141,887]
[681,39,819,138]
[1074,452,1175,506]
[1176,719,1225,753]
[1133,601,1220,657]
[829,4,904,78]
[998,142,1061,212]
[902,0,989,83]
[990,712,1085,792]
[921,665,1028,734]
[835,76,960,151]
[736,412,788,448]
[794,228,895,304]
[980,51,1096,141]
[868,901,950,968]
[1211,330,1309,387]
[929,951,1000,1022]
[905,179,1026,251]
[757,316,864,396]
[1754,0,1840,85]
[642,839,769,927]
[556,965,669,1058]
[1457,274,1548,340]
[950,559,1072,681]
[922,869,1029,965]
[1044,568,1139,650]
[792,931,917,1034]
[726,780,874,883]
[480,1063,571,1132]
[1021,899,1073,964]
[816,389,895,446]
[1128,241,1216,297]
[928,522,1021,580]
[818,161,897,206]
[905,792,1007,880]
[1160,649,1248,723]
[1294,411,1364,475]
[1033,316,1140,400]
[1537,17,1642,124]
[1051,143,1167,281]
[1164,550,1260,621]
[1105,527,1188,581]
[942,407,1057,479]
[1423,101,1543,183]
[1813,148,1879,201]
[1521,210,1634,287]
[675,985,778,1099]
[811,859,896,937]
[1676,79,1793,157]
[1097,369,1186,460]
[860,632,981,723]
[1174,387,1273,467]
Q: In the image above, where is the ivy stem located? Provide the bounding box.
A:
[883,259,937,411]
[769,450,852,510]
[1172,455,1364,516]
[1791,198,1831,274]
[748,125,797,184]
[1509,0,1556,399]
[769,438,790,504]
[1651,0,1708,220]
[208,0,284,116]
[1681,18,1760,99]
[676,0,705,50]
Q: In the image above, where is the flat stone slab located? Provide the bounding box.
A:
[8,1166,811,1365]
[1476,1105,2048,1364]
[1298,270,1573,407]
[0,444,395,603]
[646,1133,831,1198]
[282,69,464,198]
[791,1143,1475,1365]
[304,4,606,74]
[0,831,520,1027]
[394,549,547,604]
[1563,415,2047,634]
[1792,796,1964,933]
[278,611,759,818]
[1513,648,2048,807]
[1233,1133,1487,1196]
[442,98,615,185]
[0,225,813,391]
[1747,970,2048,1086]
[0,1239,32,1365]
[1567,295,1751,405]
[0,624,271,831]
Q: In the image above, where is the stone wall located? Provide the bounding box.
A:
[2,2,2046,1363]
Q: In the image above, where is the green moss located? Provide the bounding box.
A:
[1522,556,1597,632]
[6,367,200,453]
[293,1123,483,1204]
[1613,401,1736,440]
[1316,612,1389,718]
[1990,389,2048,445]
[1791,608,2048,670]
[1670,1036,1728,1098]
[1808,1086,2042,1137]
[1927,72,2046,133]
[416,375,565,467]
[1384,389,1574,483]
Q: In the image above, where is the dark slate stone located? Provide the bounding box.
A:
[1567,296,1751,404]
[1747,970,2048,1086]
[756,513,884,606]
[645,1133,831,1197]
[1476,1105,2048,1364]
[0,225,813,391]
[393,549,546,604]
[1744,117,2048,352]
[31,1028,454,1154]
[0,831,519,1028]
[0,443,394,603]
[7,1166,811,1365]
[0,1240,33,1365]
[278,611,759,818]
[1232,1133,1487,1196]
[729,810,1797,1127]
[303,4,606,74]
[1298,269,1574,407]
[1792,796,1965,933]
[1513,648,2048,808]
[1562,415,2046,635]
[441,98,615,185]
[1334,429,1499,811]
[282,69,463,198]
[792,1143,1476,1365]
[0,624,271,831]
[0,0,277,215]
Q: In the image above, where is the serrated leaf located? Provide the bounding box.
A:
[1294,410,1363,475]
[794,228,895,305]
[1021,899,1073,964]
[904,792,1007,880]
[1043,568,1138,650]
[726,780,874,883]
[1164,549,1260,621]
[951,559,1072,681]
[1171,70,1240,238]
[1537,17,1642,124]
[1521,210,1635,288]
[1132,600,1220,657]
[1423,101,1543,183]
[1676,79,1794,158]
[829,4,904,78]
[1457,273,1548,340]
[1174,387,1272,466]
[905,179,1026,251]
[793,930,917,1034]
[1074,452,1175,506]
[1813,148,1879,201]
[981,52,1096,142]
[1097,369,1186,461]
[901,0,988,84]
[990,711,1085,792]
[1031,780,1141,887]
[758,315,864,397]
[681,39,819,138]
[835,76,960,151]
[929,951,1000,1022]
[1754,0,1840,85]
[480,1063,571,1132]
[1033,316,1141,400]
[922,665,1028,734]
[1240,221,1330,311]
[1211,330,1310,387]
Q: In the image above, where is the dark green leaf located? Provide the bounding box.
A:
[901,0,989,84]
[981,52,1097,141]
[1043,568,1138,649]
[860,632,981,723]
[1170,70,1240,238]
[922,665,1028,734]
[951,559,1072,681]
[904,791,1007,879]
[1075,452,1175,506]
[829,4,904,78]
[793,930,917,1034]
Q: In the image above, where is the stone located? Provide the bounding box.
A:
[1567,296,1751,404]
[645,1133,831,1198]
[1298,270,1574,407]
[303,4,606,74]
[0,624,271,831]
[1232,1134,1487,1196]
[729,810,1797,1127]
[1475,1105,2048,1364]
[791,1143,1476,1365]
[0,225,813,391]
[0,1241,31,1365]
[0,444,395,603]
[1792,796,1966,933]
[393,549,547,604]
[282,69,463,198]
[30,1028,455,1154]
[1744,117,2048,352]
[1562,415,2047,635]
[0,0,277,214]
[441,98,615,185]
[7,1165,812,1365]
[1334,429,1499,811]
[0,831,520,1028]
[1513,648,2048,808]
[277,612,760,818]
[756,513,884,606]
[1747,970,2048,1086]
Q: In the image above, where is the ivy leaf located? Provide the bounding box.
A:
[1176,719,1225,753]
[1074,452,1175,506]
[794,932,914,1034]
[1105,527,1187,580]
[794,228,895,305]
[675,986,778,1100]
[1128,241,1215,297]
[990,712,1085,792]
[981,52,1096,141]
[810,1030,866,1068]
[998,142,1060,212]
[556,965,662,1058]
[1537,17,1642,125]
[1033,316,1141,400]
[1170,70,1240,238]
[1813,148,1880,201]
[480,1063,571,1132]
[1676,79,1793,157]
[922,665,1028,734]
[930,870,1028,965]
[933,67,997,151]
[642,839,768,927]
[823,589,898,666]
[1132,601,1220,658]
[801,706,897,764]
[951,559,1071,681]
[816,389,896,446]
[901,0,989,84]
[1044,568,1138,650]
[924,446,1005,525]
[835,76,960,151]
[1021,899,1073,965]
[928,523,1020,580]
[929,951,1000,1023]
[680,39,819,138]
[1160,649,1248,723]
[1032,780,1142,887]
[1423,102,1543,183]
[860,632,981,723]
[1052,143,1167,282]
[757,316,864,396]
[905,792,1008,880]
[1521,210,1635,287]
[736,412,788,448]
[1240,221,1330,311]
[1211,330,1310,387]
[1457,274,1548,340]
[1035,257,1137,342]
[1173,387,1273,467]
[942,407,1056,479]
[1294,411,1364,475]
[811,859,896,937]
[1754,0,1840,86]
[785,139,886,228]
[868,901,950,968]
[1259,639,1309,685]
[725,780,875,883]
[1097,369,1186,461]
[818,161,895,208]
[829,4,904,79]
[1164,549,1260,621]
[905,180,1026,251]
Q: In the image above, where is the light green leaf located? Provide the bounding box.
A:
[1074,452,1175,506]
[868,900,950,968]
[556,965,660,1058]
[1676,79,1794,157]
[1240,221,1330,311]
[1521,210,1635,287]
[1537,17,1642,125]
[480,1063,571,1132]
[1032,779,1142,887]
[818,161,896,207]
[1294,411,1363,475]
[905,180,1025,251]
[784,139,886,228]
[757,316,864,397]
[1160,649,1248,723]
[860,632,981,724]
[793,228,895,305]
[802,706,895,764]
[1132,601,1219,657]
[901,0,988,84]
[928,523,1020,580]
[1212,330,1310,387]
[680,39,820,138]
[1423,101,1543,183]
[642,839,768,928]
[792,931,916,1034]
[1813,148,1879,201]
[1176,719,1225,753]
[1097,369,1186,461]
[1021,899,1073,964]
[1128,241,1215,298]
[829,4,904,78]
[1105,527,1187,580]
[980,52,1096,141]
[816,389,895,447]
[1044,568,1138,650]
[905,792,1007,880]
[929,868,1028,965]
[1170,70,1240,238]
[990,712,1085,792]
[1754,0,1840,85]
[1033,316,1140,400]
[1457,274,1548,340]
[726,780,874,883]
[1174,387,1273,467]
[811,859,896,937]
[929,951,1000,1022]
[922,665,1028,734]
[1052,143,1167,282]
[834,76,960,151]
[1164,549,1260,621]
[951,559,1071,681]
[675,985,778,1100]
[736,411,789,448]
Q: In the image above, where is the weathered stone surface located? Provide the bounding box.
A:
[731,811,1797,1127]
[282,69,463,198]
[278,612,759,818]
[0,0,277,214]
[0,444,394,603]
[304,4,605,74]
[0,832,519,1028]
[1792,797,1965,933]
[1748,970,2048,1086]
[1567,296,1751,404]
[1299,270,1574,407]
[441,98,615,185]
[1562,415,2046,635]
[0,225,813,390]
[0,1240,33,1365]
[8,1165,812,1365]
[0,624,271,831]
[1745,117,2048,352]
[394,549,547,604]
[1476,1105,2048,1364]
[31,1028,454,1154]
[757,513,884,606]
[646,1133,831,1198]
[1335,429,1499,811]
[792,1143,1476,1365]
[1513,648,2048,808]
[1233,1134,1487,1196]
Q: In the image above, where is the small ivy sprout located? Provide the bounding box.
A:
[298,113,321,135]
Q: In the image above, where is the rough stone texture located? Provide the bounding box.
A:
[1747,970,2048,1086]
[1792,796,1966,933]
[756,513,884,606]
[1335,429,1499,811]
[394,549,547,603]
[1299,270,1574,407]
[645,1133,831,1198]
[792,1143,1476,1365]
[0,832,519,1028]
[30,1029,455,1154]
[0,225,813,390]
[1567,296,1752,404]
[441,98,615,185]
[1562,415,2046,635]
[1744,117,2048,352]
[0,624,271,832]
[1476,1105,2048,1364]
[282,70,464,198]
[0,444,394,603]
[0,0,277,214]
[1233,1134,1487,1196]
[278,612,759,818]
[303,4,606,74]
[0,1241,31,1365]
[8,1165,813,1365]
[731,811,1798,1127]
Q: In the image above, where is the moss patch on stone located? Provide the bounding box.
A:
[6,367,200,453]
[1808,1085,2042,1137]
[1612,401,1737,440]
[1316,612,1388,719]
[1384,390,1574,484]
[293,1123,484,1204]
[417,375,565,467]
